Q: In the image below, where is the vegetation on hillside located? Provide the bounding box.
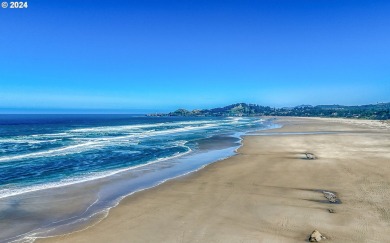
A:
[153,102,390,120]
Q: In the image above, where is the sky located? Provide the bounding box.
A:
[0,0,389,113]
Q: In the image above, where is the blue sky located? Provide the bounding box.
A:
[1,0,389,113]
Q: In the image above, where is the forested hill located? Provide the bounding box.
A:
[151,103,390,120]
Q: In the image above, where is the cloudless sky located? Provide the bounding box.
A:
[1,0,389,113]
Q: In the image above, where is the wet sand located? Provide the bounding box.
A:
[38,117,390,243]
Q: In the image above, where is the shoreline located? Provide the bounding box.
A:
[38,117,390,242]
[1,118,273,201]
[5,120,275,243]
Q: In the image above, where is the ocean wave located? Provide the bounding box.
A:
[0,142,100,163]
[0,123,219,163]
[68,120,220,133]
[0,138,61,144]
[0,120,224,145]
[0,144,192,199]
[0,118,252,147]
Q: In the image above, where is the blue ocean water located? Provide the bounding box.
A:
[0,115,277,242]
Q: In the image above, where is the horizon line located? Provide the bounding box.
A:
[0,101,388,115]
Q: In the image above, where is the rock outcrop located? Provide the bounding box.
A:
[323,191,337,203]
[305,152,316,160]
[309,230,326,242]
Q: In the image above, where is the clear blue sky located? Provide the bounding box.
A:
[1,0,389,113]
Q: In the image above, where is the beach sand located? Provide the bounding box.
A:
[38,117,390,243]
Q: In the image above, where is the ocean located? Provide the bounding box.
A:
[0,115,278,242]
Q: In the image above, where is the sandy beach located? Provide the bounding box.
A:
[38,117,390,243]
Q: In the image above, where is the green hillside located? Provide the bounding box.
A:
[162,102,390,120]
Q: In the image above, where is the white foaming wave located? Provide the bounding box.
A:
[0,123,219,163]
[136,124,219,138]
[0,119,235,148]
[31,133,69,137]
[0,144,192,199]
[0,142,101,162]
[69,123,165,133]
[75,124,218,144]
[68,120,220,133]
[0,118,261,163]
[0,138,61,144]
[228,117,242,122]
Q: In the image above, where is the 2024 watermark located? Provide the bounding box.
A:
[2,1,28,8]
